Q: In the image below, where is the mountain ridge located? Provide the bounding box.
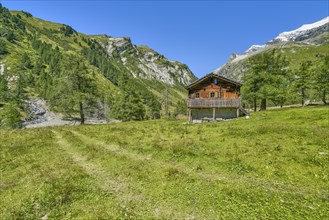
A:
[213,16,329,80]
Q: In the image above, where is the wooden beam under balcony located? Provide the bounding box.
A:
[187,98,241,108]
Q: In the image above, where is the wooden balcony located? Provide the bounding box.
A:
[187,98,241,108]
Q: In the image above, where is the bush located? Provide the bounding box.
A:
[0,103,21,128]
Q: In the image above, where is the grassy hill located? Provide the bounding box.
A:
[1,107,328,219]
[0,5,196,125]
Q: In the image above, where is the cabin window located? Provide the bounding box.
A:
[214,79,218,85]
[196,92,200,98]
[210,92,215,98]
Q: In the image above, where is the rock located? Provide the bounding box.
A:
[0,64,4,75]
[26,100,46,115]
[100,36,195,86]
[23,99,120,128]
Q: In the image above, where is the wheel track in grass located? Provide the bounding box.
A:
[51,130,132,196]
[69,130,153,162]
[51,129,189,219]
[65,129,328,199]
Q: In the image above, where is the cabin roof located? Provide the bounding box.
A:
[187,73,242,89]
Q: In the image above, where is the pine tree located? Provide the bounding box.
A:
[313,54,329,104]
[242,49,290,110]
[0,39,8,55]
[50,55,98,124]
[144,95,161,119]
[19,53,33,70]
[173,100,187,117]
[111,76,145,121]
[294,61,313,106]
[0,73,9,102]
[0,103,21,128]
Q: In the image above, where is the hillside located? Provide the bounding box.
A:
[214,17,329,81]
[0,5,196,126]
[1,107,328,218]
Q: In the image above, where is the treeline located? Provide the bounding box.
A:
[242,49,329,110]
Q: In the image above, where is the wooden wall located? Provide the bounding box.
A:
[189,78,239,99]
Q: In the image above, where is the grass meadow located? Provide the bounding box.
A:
[1,107,328,219]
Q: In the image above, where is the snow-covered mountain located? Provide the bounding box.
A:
[271,17,329,42]
[213,16,329,79]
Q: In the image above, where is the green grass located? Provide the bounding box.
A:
[1,107,328,219]
[281,42,329,70]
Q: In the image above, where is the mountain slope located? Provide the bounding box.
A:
[0,5,196,124]
[214,17,329,81]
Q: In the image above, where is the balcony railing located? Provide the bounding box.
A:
[187,98,241,108]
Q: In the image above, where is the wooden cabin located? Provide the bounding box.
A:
[187,73,248,122]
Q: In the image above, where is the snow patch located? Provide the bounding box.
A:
[244,45,266,54]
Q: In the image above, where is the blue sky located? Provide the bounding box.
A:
[1,0,328,78]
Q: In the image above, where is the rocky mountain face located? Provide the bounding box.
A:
[102,37,194,86]
[214,17,329,81]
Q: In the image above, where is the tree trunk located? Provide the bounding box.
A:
[322,90,327,105]
[253,97,257,112]
[79,101,85,125]
[260,99,266,111]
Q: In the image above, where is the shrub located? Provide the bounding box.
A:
[0,103,21,128]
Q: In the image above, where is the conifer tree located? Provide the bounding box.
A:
[50,55,98,124]
[111,75,145,121]
[0,103,21,128]
[0,73,9,102]
[242,49,290,110]
[294,61,313,106]
[313,54,329,104]
[0,39,8,55]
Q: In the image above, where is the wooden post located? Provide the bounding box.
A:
[213,107,216,121]
[189,109,192,122]
[237,108,239,118]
